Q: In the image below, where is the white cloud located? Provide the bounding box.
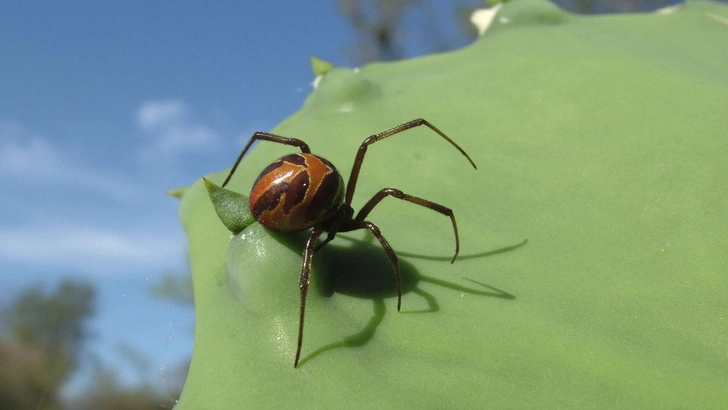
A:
[136,100,220,160]
[136,100,188,131]
[0,120,188,279]
[0,137,62,175]
[0,121,139,200]
[0,224,186,276]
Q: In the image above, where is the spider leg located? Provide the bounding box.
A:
[313,232,336,253]
[313,204,354,252]
[295,224,325,368]
[341,220,402,311]
[355,188,461,263]
[222,132,312,188]
[345,118,477,204]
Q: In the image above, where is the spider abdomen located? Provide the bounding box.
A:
[250,153,344,233]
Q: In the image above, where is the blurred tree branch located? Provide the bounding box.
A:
[0,279,95,409]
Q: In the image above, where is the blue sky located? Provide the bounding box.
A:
[0,0,478,395]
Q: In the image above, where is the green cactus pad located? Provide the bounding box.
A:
[176,1,728,408]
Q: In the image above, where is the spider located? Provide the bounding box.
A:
[221,118,477,367]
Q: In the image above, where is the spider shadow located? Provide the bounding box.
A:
[314,235,524,314]
[269,230,417,367]
[270,230,421,303]
[298,241,413,367]
[397,238,529,263]
[268,231,525,366]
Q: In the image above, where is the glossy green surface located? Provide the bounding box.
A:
[176,1,728,407]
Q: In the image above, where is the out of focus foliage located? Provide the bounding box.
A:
[0,280,185,409]
[0,280,94,409]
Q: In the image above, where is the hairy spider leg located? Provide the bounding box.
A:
[344,118,477,205]
[222,132,311,188]
[295,225,325,368]
[294,219,399,368]
[354,188,461,263]
[339,220,400,308]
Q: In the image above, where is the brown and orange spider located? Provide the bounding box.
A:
[221,118,476,367]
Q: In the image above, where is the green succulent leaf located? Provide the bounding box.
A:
[311,56,335,76]
[166,186,188,200]
[177,1,728,408]
[202,178,255,235]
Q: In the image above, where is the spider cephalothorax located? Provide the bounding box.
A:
[221,118,476,367]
